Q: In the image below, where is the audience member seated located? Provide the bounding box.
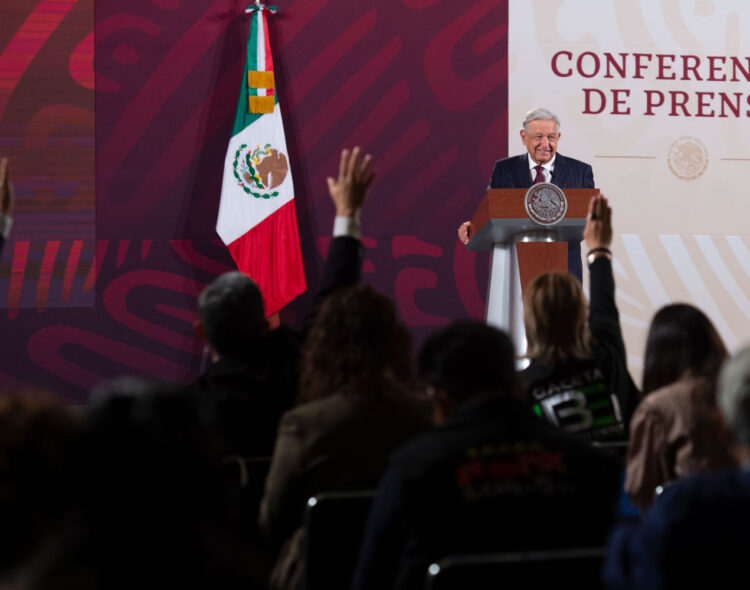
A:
[187,270,297,457]
[604,344,750,590]
[0,392,77,582]
[185,147,374,458]
[0,157,14,254]
[258,286,432,588]
[520,195,638,441]
[624,304,735,512]
[25,378,256,590]
[351,319,622,590]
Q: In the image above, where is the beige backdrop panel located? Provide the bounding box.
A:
[509,0,750,381]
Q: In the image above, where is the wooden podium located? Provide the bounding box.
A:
[465,187,599,362]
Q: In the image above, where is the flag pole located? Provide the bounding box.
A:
[216,0,307,318]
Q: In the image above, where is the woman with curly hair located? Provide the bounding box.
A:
[624,304,736,512]
[259,284,432,590]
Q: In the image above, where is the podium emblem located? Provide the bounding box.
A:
[524,183,567,225]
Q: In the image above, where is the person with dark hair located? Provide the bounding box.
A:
[25,380,255,590]
[604,344,750,590]
[519,195,638,441]
[197,271,268,359]
[258,283,432,590]
[298,284,414,403]
[640,304,728,395]
[186,147,374,458]
[0,392,76,580]
[188,269,294,458]
[624,303,735,512]
[258,149,429,588]
[351,320,622,590]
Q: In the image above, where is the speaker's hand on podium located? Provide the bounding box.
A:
[583,194,612,251]
[458,221,472,245]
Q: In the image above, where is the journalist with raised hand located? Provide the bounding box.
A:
[519,195,639,440]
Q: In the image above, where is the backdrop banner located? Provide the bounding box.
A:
[509,0,750,379]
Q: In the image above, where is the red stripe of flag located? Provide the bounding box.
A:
[226,200,305,317]
[262,12,274,96]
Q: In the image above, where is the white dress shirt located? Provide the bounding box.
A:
[527,153,556,183]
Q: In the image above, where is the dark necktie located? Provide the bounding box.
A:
[533,165,545,183]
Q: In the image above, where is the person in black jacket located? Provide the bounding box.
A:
[519,195,639,441]
[352,320,622,590]
[186,147,373,458]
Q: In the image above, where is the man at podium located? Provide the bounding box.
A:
[458,108,594,282]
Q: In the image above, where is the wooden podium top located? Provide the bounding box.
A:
[466,188,599,251]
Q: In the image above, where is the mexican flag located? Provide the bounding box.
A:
[216,2,306,316]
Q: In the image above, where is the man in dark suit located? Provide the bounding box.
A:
[352,319,621,590]
[187,147,373,457]
[0,157,14,255]
[604,343,750,590]
[459,108,594,281]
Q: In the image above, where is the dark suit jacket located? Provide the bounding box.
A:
[489,153,595,281]
[353,396,621,590]
[604,467,750,590]
[187,236,364,458]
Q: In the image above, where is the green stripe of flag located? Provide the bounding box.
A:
[231,11,280,137]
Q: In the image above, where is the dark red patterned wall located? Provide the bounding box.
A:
[0,0,507,401]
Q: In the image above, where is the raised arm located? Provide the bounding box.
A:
[583,194,616,319]
[305,148,375,327]
[583,194,638,423]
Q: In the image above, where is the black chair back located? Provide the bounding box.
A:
[222,455,272,534]
[303,490,375,590]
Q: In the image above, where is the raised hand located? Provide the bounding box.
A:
[583,193,612,251]
[327,147,375,217]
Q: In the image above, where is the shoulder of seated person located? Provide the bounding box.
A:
[279,394,348,426]
[643,376,711,409]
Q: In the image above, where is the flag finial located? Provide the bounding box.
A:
[245,1,277,14]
